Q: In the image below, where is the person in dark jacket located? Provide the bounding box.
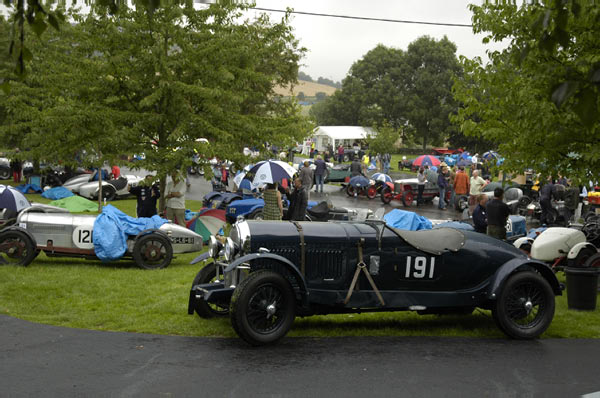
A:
[128,175,160,218]
[313,155,327,193]
[437,167,449,210]
[472,194,488,233]
[539,176,554,225]
[350,158,362,177]
[486,188,510,240]
[286,177,308,221]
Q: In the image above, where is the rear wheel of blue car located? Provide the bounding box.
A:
[192,262,229,318]
[230,270,295,346]
[133,233,173,270]
[493,271,555,339]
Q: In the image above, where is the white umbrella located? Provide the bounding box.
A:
[247,160,296,189]
[0,185,31,213]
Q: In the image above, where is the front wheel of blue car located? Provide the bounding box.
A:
[493,271,555,340]
[230,270,296,346]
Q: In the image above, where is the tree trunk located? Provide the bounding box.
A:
[422,135,427,151]
[98,166,103,213]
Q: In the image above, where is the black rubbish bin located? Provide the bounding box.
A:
[565,267,600,311]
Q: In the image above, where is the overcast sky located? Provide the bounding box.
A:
[244,0,506,82]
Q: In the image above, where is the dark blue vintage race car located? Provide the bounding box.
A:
[188,220,561,346]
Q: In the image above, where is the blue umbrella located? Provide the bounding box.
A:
[238,178,259,192]
[460,151,470,160]
[349,175,370,188]
[371,173,392,183]
[482,151,499,161]
[0,185,30,213]
[457,158,471,167]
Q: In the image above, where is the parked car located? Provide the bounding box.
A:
[78,175,143,201]
[203,191,243,211]
[188,219,561,345]
[325,163,352,183]
[513,227,598,271]
[381,178,450,206]
[0,207,203,269]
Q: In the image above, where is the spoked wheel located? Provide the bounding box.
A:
[582,221,600,247]
[230,270,295,346]
[380,186,393,204]
[346,185,356,197]
[132,233,173,269]
[569,247,597,267]
[366,186,377,199]
[492,271,555,339]
[0,230,37,266]
[191,262,229,318]
[402,190,414,207]
[584,253,600,268]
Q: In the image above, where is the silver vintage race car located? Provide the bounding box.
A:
[63,172,142,201]
[0,207,203,269]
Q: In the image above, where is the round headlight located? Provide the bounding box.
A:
[224,237,237,262]
[208,236,219,258]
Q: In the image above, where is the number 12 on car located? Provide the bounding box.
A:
[404,256,435,279]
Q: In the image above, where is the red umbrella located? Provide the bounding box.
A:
[412,155,441,167]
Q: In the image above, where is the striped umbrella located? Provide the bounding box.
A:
[482,151,499,161]
[371,173,392,183]
[186,208,226,243]
[412,155,441,167]
[0,185,30,213]
[247,160,296,189]
[233,164,254,188]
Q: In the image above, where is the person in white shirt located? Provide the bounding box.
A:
[469,170,487,214]
[166,170,186,226]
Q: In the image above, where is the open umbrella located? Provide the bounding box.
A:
[371,173,392,183]
[349,175,370,188]
[0,185,30,213]
[457,158,471,167]
[482,151,499,161]
[412,155,441,167]
[186,208,226,243]
[247,160,296,188]
[233,164,254,188]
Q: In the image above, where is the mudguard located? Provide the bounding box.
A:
[487,258,561,299]
[513,237,534,250]
[384,181,394,190]
[190,252,212,265]
[567,242,597,260]
[0,226,38,248]
[224,252,308,295]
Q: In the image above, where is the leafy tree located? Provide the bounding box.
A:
[316,76,340,88]
[315,91,326,101]
[309,38,461,150]
[452,1,600,181]
[0,4,309,209]
[297,91,305,101]
[298,71,313,82]
[365,123,400,155]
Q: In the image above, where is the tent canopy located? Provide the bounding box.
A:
[312,126,376,151]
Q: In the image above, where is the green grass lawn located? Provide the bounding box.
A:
[2,178,600,339]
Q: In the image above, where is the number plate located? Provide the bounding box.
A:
[403,256,436,279]
[72,226,94,249]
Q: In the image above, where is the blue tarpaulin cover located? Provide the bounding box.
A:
[383,209,432,231]
[42,186,74,200]
[509,215,527,237]
[14,184,43,194]
[92,204,168,261]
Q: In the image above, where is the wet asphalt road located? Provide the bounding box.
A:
[2,314,600,397]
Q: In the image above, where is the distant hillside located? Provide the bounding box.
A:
[274,79,338,97]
